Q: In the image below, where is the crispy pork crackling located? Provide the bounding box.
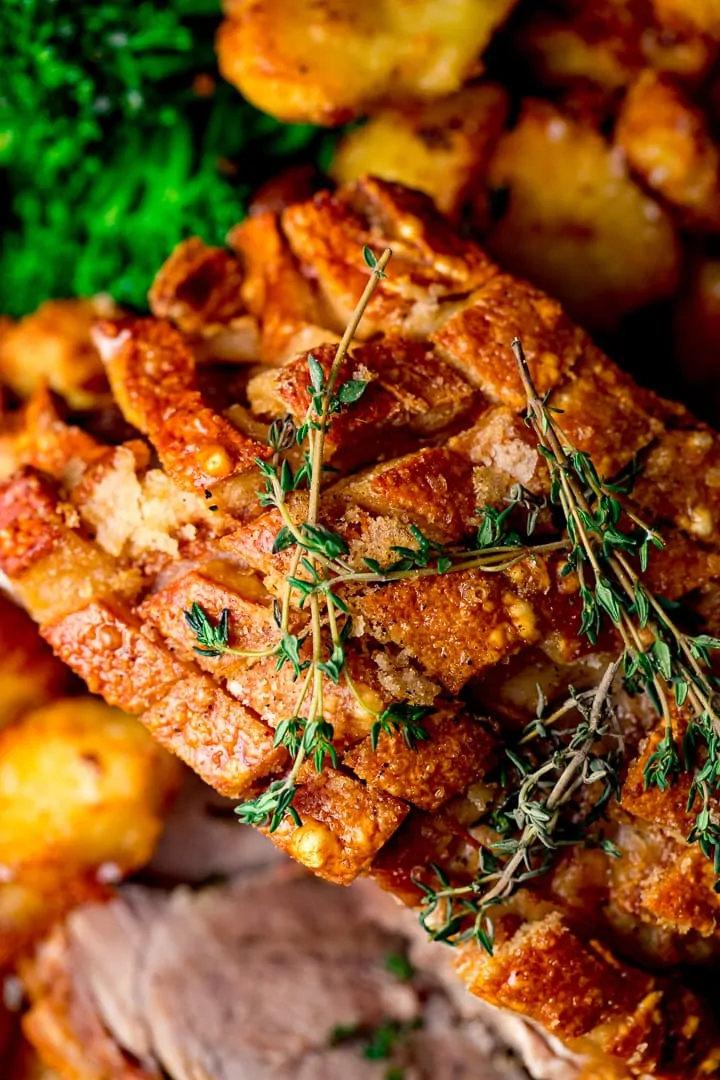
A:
[2,180,720,1078]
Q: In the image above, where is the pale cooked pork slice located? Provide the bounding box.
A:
[20,870,528,1080]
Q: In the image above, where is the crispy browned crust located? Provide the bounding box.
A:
[265,766,409,884]
[455,900,720,1076]
[430,275,586,409]
[140,675,286,797]
[358,561,554,694]
[6,178,720,1076]
[148,236,247,335]
[0,470,68,579]
[42,602,189,715]
[95,318,269,508]
[343,707,497,811]
[616,70,720,230]
[0,298,116,411]
[138,564,279,674]
[0,387,106,486]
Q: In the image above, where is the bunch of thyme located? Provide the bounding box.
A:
[415,339,720,954]
[184,251,565,832]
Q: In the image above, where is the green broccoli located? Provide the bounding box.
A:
[0,0,325,316]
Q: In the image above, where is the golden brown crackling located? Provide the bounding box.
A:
[265,766,409,885]
[258,339,478,470]
[217,0,516,125]
[140,675,286,798]
[333,447,479,544]
[431,275,587,408]
[21,925,154,1080]
[94,318,268,506]
[449,405,548,493]
[149,236,248,337]
[218,504,298,592]
[0,297,116,411]
[41,601,189,715]
[358,561,551,694]
[616,70,720,230]
[632,427,720,545]
[610,822,720,938]
[0,469,138,624]
[369,806,465,904]
[281,180,497,338]
[331,83,509,222]
[456,901,720,1075]
[456,905,651,1039]
[0,387,107,486]
[226,648,385,747]
[343,707,497,811]
[639,528,720,599]
[138,563,279,674]
[229,210,332,365]
[620,733,699,838]
[549,347,664,481]
[0,469,68,579]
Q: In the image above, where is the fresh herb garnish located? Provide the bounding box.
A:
[414,339,720,954]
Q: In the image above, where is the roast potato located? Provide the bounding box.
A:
[0,697,179,964]
[0,298,118,411]
[217,0,517,125]
[616,70,720,230]
[485,100,680,330]
[331,83,509,221]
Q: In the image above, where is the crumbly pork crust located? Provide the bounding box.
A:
[2,179,720,1077]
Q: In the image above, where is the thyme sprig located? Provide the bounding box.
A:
[235,246,395,830]
[416,340,720,955]
[512,339,720,869]
[184,259,566,832]
[417,661,622,953]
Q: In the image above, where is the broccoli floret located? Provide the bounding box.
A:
[0,0,324,315]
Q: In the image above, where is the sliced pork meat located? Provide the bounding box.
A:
[20,868,529,1080]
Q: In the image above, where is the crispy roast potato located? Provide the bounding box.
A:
[217,0,518,125]
[0,595,74,729]
[616,70,720,230]
[651,0,720,38]
[331,83,509,221]
[485,100,680,330]
[516,0,717,92]
[0,697,179,964]
[0,298,118,411]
